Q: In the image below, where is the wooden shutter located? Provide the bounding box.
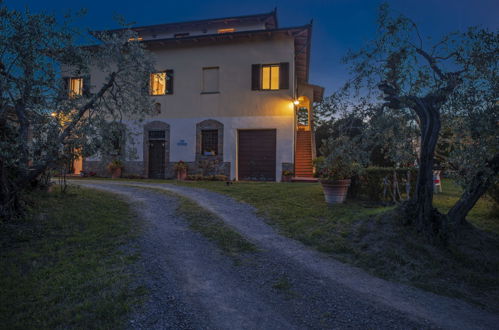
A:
[166,70,174,94]
[279,62,289,89]
[61,77,69,99]
[251,64,261,90]
[83,76,91,97]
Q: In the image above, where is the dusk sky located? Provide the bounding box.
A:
[7,0,498,95]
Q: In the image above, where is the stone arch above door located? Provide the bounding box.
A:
[143,121,170,178]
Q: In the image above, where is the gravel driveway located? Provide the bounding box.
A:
[73,180,499,329]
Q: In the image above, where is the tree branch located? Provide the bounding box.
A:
[20,71,118,184]
[415,47,445,80]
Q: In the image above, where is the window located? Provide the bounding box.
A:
[69,77,83,98]
[261,64,279,90]
[148,130,165,140]
[218,28,235,34]
[201,130,218,155]
[150,71,173,95]
[150,72,166,95]
[128,37,143,41]
[251,63,289,91]
[202,67,219,93]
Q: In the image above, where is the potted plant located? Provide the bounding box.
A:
[282,170,294,182]
[314,156,359,204]
[174,161,188,180]
[108,159,123,179]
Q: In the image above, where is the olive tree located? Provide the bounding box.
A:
[320,4,498,238]
[0,3,154,219]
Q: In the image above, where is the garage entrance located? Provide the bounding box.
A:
[238,129,276,181]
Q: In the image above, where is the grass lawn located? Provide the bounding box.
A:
[0,187,145,329]
[160,177,497,310]
[69,177,499,310]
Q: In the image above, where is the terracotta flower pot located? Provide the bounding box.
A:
[111,168,122,179]
[320,179,351,204]
[177,169,187,180]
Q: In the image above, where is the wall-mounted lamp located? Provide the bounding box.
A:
[293,100,300,105]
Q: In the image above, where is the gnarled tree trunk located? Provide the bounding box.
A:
[447,154,499,224]
[410,98,444,235]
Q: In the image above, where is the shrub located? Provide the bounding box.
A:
[348,167,418,202]
[487,183,499,217]
[211,175,228,181]
[186,174,228,181]
[122,174,144,179]
[186,174,204,181]
[313,156,361,181]
[174,161,188,171]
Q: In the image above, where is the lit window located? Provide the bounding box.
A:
[201,130,218,155]
[218,28,235,34]
[261,64,279,90]
[150,72,166,95]
[69,77,83,98]
[128,37,143,41]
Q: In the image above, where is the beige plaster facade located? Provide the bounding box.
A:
[81,11,323,181]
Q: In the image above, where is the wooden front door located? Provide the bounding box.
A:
[238,129,276,181]
[148,140,165,179]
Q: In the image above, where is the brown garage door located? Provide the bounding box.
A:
[238,129,276,181]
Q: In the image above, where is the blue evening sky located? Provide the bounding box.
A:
[6,0,498,95]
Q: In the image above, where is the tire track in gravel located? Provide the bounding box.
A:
[73,180,499,329]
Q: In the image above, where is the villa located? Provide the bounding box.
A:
[66,10,323,181]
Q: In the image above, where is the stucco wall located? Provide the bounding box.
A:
[89,37,296,119]
[86,36,297,181]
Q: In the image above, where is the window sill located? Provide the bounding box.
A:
[200,91,220,95]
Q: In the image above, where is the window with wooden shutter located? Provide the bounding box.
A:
[252,62,289,90]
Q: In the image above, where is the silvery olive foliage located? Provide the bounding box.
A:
[0,3,154,218]
[317,3,498,232]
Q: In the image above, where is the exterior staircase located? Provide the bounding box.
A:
[294,130,314,178]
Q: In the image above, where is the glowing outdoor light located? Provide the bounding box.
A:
[293,99,300,105]
[51,112,57,117]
